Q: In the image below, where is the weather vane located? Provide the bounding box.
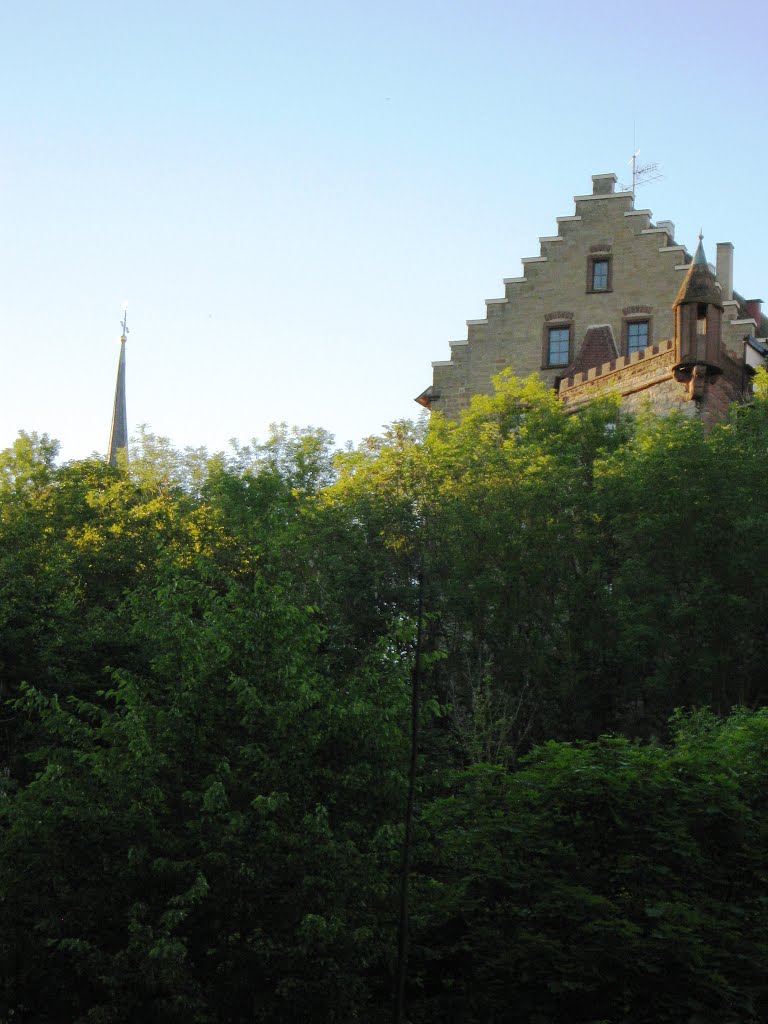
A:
[120,302,129,338]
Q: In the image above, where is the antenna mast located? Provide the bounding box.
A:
[621,146,663,193]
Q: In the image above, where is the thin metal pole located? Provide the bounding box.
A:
[394,567,425,1024]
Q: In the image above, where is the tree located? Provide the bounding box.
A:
[5,374,768,1022]
[410,710,768,1024]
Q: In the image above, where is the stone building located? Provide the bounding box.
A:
[417,173,768,426]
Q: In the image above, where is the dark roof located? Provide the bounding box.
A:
[674,238,723,309]
[563,325,619,377]
[415,384,439,409]
[746,337,768,357]
[107,336,128,467]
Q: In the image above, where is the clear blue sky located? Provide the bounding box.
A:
[1,0,765,460]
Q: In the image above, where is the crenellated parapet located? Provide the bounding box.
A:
[418,173,763,425]
[559,340,676,411]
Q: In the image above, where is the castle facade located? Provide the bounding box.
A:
[418,173,767,427]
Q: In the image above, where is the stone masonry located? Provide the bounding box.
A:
[419,173,766,422]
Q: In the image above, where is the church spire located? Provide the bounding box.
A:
[107,305,129,467]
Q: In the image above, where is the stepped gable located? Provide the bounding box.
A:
[418,173,767,425]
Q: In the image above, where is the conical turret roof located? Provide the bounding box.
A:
[674,236,723,309]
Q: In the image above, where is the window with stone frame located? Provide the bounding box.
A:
[547,326,571,366]
[626,319,650,354]
[588,254,612,292]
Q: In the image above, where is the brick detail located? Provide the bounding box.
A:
[425,175,746,423]
[559,340,675,410]
[564,326,618,377]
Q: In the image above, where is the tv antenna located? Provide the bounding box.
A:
[622,149,663,193]
[120,302,129,338]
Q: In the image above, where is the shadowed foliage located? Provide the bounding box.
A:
[2,380,768,1022]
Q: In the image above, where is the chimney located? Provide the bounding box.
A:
[592,173,617,195]
[716,242,734,302]
[745,299,763,327]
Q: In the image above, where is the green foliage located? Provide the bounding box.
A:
[3,377,768,1020]
[751,365,768,401]
[411,712,768,1023]
[0,430,59,493]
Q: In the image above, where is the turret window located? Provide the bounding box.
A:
[697,303,707,334]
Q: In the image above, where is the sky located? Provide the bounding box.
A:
[1,0,765,461]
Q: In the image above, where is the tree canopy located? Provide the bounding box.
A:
[2,378,768,1022]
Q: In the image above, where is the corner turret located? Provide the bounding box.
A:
[673,236,724,378]
[673,236,726,399]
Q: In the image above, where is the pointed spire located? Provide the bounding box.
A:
[674,234,722,309]
[107,306,129,467]
[693,231,707,266]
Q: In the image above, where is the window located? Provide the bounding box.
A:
[627,320,649,354]
[542,313,574,370]
[697,303,707,335]
[548,326,570,366]
[622,307,653,356]
[587,254,612,292]
[592,259,609,291]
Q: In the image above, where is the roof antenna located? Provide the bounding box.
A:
[620,124,663,192]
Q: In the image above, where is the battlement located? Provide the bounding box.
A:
[421,173,762,425]
[559,340,676,411]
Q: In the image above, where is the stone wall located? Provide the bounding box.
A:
[698,352,746,430]
[558,339,747,426]
[559,340,678,413]
[430,174,694,419]
[426,173,754,423]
